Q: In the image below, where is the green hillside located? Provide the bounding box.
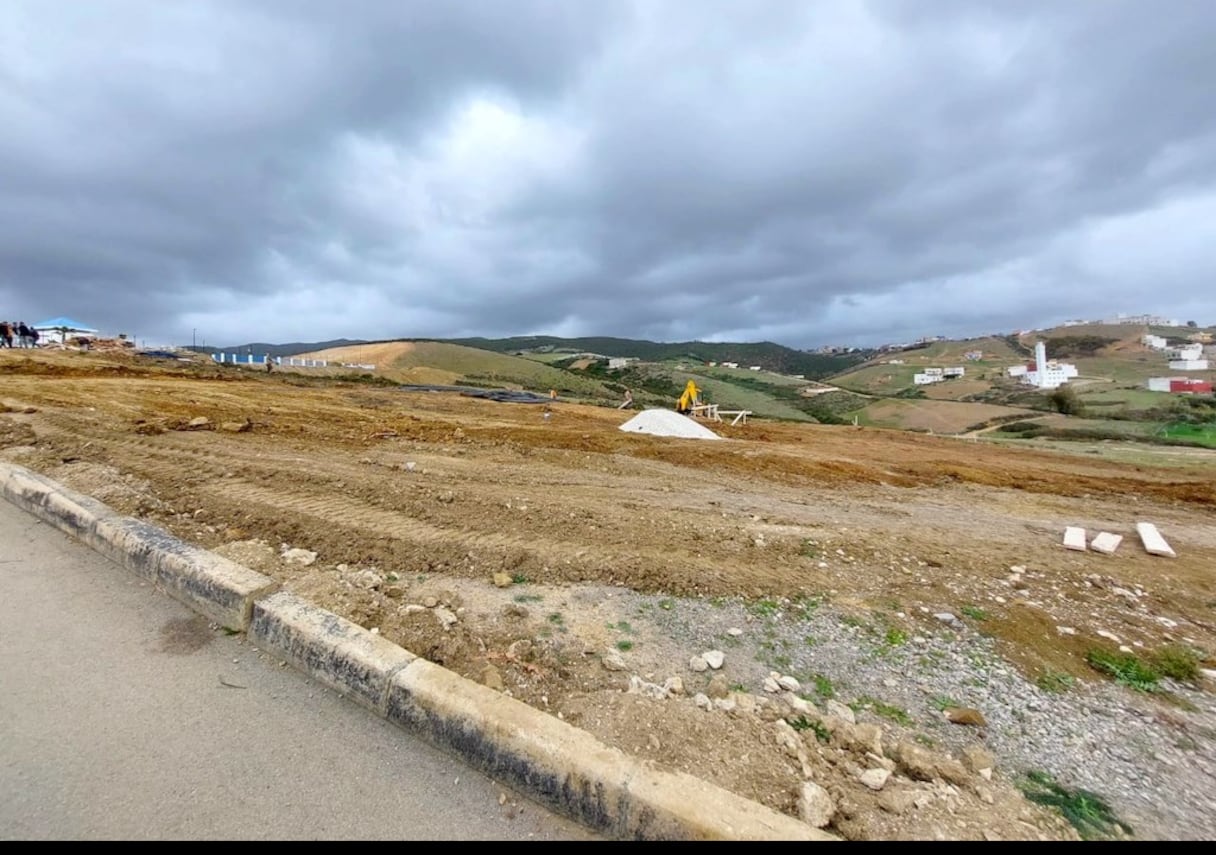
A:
[446,335,868,380]
[387,342,618,398]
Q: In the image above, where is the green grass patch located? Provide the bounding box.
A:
[883,627,909,647]
[930,695,962,711]
[749,598,781,618]
[854,696,913,726]
[547,612,564,625]
[1036,671,1076,694]
[1086,649,1160,692]
[812,674,836,700]
[513,593,543,603]
[615,640,633,652]
[658,598,675,611]
[1019,770,1132,840]
[511,573,528,584]
[1151,644,1201,681]
[960,605,990,621]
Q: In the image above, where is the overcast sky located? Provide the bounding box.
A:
[3,1,1215,349]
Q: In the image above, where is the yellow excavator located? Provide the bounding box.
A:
[676,379,700,414]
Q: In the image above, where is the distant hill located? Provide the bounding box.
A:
[293,340,618,398]
[186,339,369,358]
[446,336,868,380]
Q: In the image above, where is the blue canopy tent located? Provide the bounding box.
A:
[33,317,99,344]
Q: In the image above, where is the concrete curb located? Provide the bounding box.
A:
[0,461,836,841]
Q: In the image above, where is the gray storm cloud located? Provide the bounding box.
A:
[2,0,1214,348]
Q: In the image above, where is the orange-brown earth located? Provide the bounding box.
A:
[3,347,1214,841]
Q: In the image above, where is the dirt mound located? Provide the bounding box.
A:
[619,409,723,440]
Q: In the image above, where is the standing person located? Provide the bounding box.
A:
[617,388,634,409]
[28,326,39,348]
[17,322,32,348]
[0,320,11,348]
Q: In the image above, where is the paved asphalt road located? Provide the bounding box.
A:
[0,498,599,840]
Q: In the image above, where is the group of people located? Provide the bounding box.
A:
[0,321,40,348]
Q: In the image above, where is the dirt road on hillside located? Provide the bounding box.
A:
[2,348,1214,840]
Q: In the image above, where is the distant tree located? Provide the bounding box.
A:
[1048,384,1084,416]
[1186,320,1198,328]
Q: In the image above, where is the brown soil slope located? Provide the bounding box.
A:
[2,347,1214,841]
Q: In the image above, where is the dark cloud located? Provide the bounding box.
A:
[2,0,1214,348]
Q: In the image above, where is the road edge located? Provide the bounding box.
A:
[0,461,836,841]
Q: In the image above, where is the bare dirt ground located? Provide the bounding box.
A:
[3,347,1215,841]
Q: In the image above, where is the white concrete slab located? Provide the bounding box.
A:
[1089,532,1123,555]
[1136,522,1176,558]
[1063,526,1088,551]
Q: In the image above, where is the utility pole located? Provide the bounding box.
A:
[192,329,197,349]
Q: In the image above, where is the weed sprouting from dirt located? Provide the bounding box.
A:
[511,573,528,584]
[960,605,990,621]
[616,640,634,652]
[812,674,836,700]
[1019,770,1132,840]
[789,716,830,743]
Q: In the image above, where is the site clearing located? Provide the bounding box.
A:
[2,346,1214,841]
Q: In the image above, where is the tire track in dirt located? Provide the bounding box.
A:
[198,478,762,587]
[26,417,753,585]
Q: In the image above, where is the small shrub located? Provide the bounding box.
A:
[1019,770,1132,840]
[789,716,830,743]
[547,612,564,625]
[615,640,633,652]
[1151,644,1200,682]
[813,674,835,700]
[960,605,990,621]
[511,573,528,584]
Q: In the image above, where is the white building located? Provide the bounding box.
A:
[914,372,944,385]
[1020,341,1078,389]
[1105,314,1182,326]
[1169,359,1210,371]
[1167,344,1204,361]
[1006,365,1028,378]
[943,366,966,378]
[1142,335,1168,350]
